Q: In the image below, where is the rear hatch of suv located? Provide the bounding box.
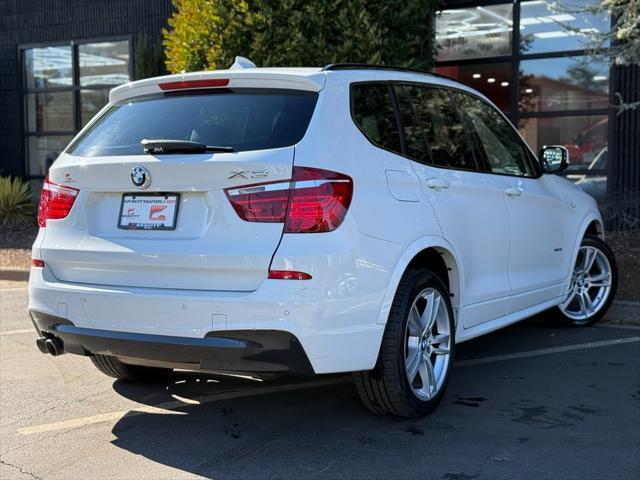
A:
[37,72,323,291]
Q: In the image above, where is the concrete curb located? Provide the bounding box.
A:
[0,268,29,281]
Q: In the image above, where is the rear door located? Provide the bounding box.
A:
[455,93,568,312]
[394,84,511,327]
[40,88,318,291]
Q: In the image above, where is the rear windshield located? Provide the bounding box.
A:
[67,89,318,156]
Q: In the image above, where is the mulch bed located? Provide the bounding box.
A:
[1,221,638,301]
[0,222,38,270]
[606,231,640,301]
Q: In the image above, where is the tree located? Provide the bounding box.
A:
[550,0,640,111]
[163,0,440,73]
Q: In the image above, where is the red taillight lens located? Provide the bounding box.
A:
[285,167,353,233]
[225,167,353,233]
[37,178,79,227]
[225,180,291,223]
[31,259,45,268]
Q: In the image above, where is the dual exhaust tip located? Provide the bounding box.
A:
[36,336,63,356]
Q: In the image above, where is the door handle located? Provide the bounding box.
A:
[505,186,523,197]
[426,178,450,190]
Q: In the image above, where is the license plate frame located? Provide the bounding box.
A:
[117,193,180,231]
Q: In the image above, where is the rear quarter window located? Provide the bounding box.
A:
[351,83,402,155]
[67,89,318,157]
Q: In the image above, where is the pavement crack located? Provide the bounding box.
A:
[5,389,110,428]
[0,459,43,479]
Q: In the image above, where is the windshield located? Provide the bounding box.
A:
[68,89,318,157]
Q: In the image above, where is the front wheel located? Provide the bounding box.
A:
[556,235,617,326]
[354,268,455,417]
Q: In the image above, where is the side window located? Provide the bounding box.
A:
[396,84,477,171]
[352,84,402,154]
[457,93,538,177]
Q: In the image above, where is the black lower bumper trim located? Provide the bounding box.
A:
[29,311,314,375]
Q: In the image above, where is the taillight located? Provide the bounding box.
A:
[37,177,79,227]
[225,166,353,233]
[285,167,353,233]
[31,259,45,268]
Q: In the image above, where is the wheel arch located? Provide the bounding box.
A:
[566,212,605,282]
[585,218,604,239]
[376,236,463,329]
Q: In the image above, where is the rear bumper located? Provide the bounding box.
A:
[30,310,314,375]
[28,227,391,374]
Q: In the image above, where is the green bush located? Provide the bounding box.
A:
[0,176,35,226]
[163,0,440,73]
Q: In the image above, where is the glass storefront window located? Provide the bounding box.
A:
[79,41,130,86]
[519,114,607,165]
[520,0,610,54]
[435,2,611,200]
[22,40,130,177]
[519,114,608,199]
[23,46,73,89]
[436,4,513,61]
[436,63,513,112]
[519,56,609,112]
[24,92,74,132]
[26,136,74,177]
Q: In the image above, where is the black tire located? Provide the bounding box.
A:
[353,268,455,417]
[90,354,170,382]
[555,234,617,327]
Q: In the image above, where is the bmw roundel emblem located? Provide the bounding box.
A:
[130,166,151,189]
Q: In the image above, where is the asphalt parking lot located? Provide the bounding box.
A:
[1,282,639,480]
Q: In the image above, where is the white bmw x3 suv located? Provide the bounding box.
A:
[28,63,617,417]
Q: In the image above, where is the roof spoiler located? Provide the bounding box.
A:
[230,56,257,70]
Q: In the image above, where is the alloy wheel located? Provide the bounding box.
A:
[404,288,452,400]
[559,245,613,322]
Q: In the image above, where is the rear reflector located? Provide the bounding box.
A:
[225,166,353,233]
[158,78,230,90]
[37,177,79,227]
[31,259,45,268]
[268,270,312,280]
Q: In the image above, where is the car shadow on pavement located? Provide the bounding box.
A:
[106,317,640,479]
[110,373,405,479]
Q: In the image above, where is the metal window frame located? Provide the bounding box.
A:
[18,35,133,179]
[435,0,613,178]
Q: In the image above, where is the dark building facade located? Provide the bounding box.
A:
[0,0,172,180]
[0,0,638,202]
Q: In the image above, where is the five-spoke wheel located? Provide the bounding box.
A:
[557,235,617,326]
[404,288,451,401]
[354,268,455,417]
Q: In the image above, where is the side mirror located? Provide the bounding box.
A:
[539,145,569,174]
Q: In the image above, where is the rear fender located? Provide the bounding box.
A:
[375,235,463,327]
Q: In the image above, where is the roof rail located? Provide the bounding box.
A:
[321,63,457,83]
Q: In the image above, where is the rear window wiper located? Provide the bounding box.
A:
[141,139,234,154]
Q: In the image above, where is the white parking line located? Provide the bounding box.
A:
[455,336,640,367]
[17,377,352,435]
[17,405,184,435]
[0,287,29,292]
[0,328,34,336]
[15,335,640,436]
